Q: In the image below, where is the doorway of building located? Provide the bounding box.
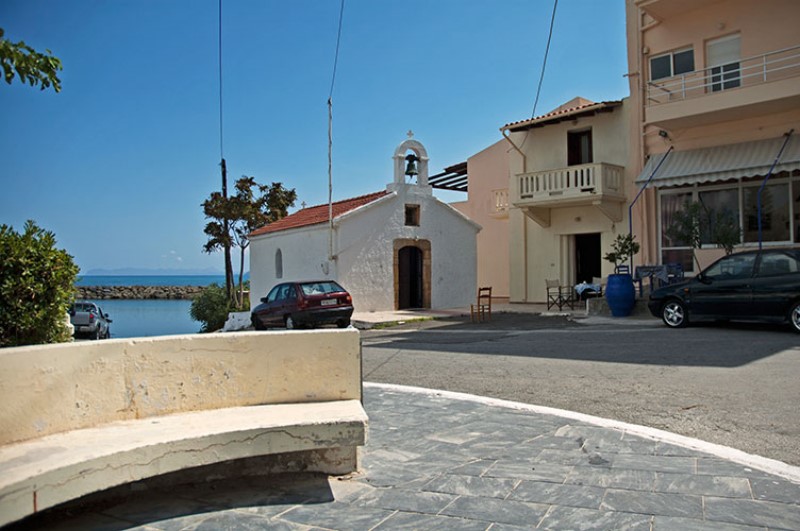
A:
[575,233,601,284]
[398,246,424,309]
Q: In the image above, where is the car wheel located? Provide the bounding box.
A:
[285,315,296,329]
[336,319,350,328]
[91,327,101,340]
[661,299,688,328]
[252,316,266,330]
[789,301,800,333]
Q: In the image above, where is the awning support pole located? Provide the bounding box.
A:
[757,129,794,250]
[628,146,674,270]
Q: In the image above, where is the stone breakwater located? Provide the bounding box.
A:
[76,285,204,300]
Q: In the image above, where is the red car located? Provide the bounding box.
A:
[251,280,354,330]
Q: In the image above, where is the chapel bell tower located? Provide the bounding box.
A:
[391,131,430,189]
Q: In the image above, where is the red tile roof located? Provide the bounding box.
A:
[249,190,392,237]
[502,99,622,131]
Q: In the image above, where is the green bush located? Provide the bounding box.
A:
[0,220,79,347]
[190,283,233,333]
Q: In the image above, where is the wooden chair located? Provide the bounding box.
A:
[545,279,564,310]
[470,286,492,322]
[547,279,576,310]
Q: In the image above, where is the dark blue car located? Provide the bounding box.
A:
[648,248,800,333]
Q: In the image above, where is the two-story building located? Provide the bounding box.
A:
[500,97,631,303]
[626,0,800,272]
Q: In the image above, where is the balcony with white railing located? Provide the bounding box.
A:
[511,162,626,227]
[490,188,509,219]
[645,45,800,128]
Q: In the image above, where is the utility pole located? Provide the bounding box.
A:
[221,158,234,302]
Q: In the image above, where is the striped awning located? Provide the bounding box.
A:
[636,134,800,187]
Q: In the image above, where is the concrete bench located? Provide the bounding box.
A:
[0,330,366,527]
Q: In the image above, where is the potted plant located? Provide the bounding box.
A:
[603,233,640,317]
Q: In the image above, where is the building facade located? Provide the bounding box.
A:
[626,0,800,272]
[451,139,512,300]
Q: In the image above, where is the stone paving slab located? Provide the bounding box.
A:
[7,383,799,531]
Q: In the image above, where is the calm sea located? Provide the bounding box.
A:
[76,275,229,339]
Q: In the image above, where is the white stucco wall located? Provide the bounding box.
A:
[339,184,480,311]
[249,183,480,312]
[249,225,334,307]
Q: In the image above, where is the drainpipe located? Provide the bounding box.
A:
[628,146,674,270]
[501,127,528,174]
[757,129,794,250]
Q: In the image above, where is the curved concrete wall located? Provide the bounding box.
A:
[0,330,362,446]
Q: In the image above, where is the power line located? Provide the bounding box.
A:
[328,0,345,102]
[531,0,558,119]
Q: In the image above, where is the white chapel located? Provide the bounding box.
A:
[248,136,481,312]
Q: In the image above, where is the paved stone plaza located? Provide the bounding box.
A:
[11,383,800,530]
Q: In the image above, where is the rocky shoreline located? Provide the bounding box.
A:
[75,285,204,300]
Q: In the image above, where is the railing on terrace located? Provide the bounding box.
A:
[514,163,624,204]
[647,44,800,105]
[493,188,509,213]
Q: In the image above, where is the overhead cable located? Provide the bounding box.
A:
[531,0,558,119]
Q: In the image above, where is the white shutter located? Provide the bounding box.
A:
[707,35,740,67]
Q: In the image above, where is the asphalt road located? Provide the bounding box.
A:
[361,313,800,467]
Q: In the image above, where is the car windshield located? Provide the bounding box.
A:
[300,282,345,296]
[72,303,96,312]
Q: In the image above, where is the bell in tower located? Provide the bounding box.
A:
[404,153,419,180]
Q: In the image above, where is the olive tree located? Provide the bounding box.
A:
[665,200,741,270]
[202,177,296,309]
[0,221,79,347]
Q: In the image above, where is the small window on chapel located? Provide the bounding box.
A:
[275,248,283,279]
[405,204,420,226]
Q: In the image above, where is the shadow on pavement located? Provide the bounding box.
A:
[7,467,334,531]
[362,311,799,368]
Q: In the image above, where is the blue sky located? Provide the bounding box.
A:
[1,0,628,274]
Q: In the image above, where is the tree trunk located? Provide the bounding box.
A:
[237,244,247,310]
[224,235,235,304]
